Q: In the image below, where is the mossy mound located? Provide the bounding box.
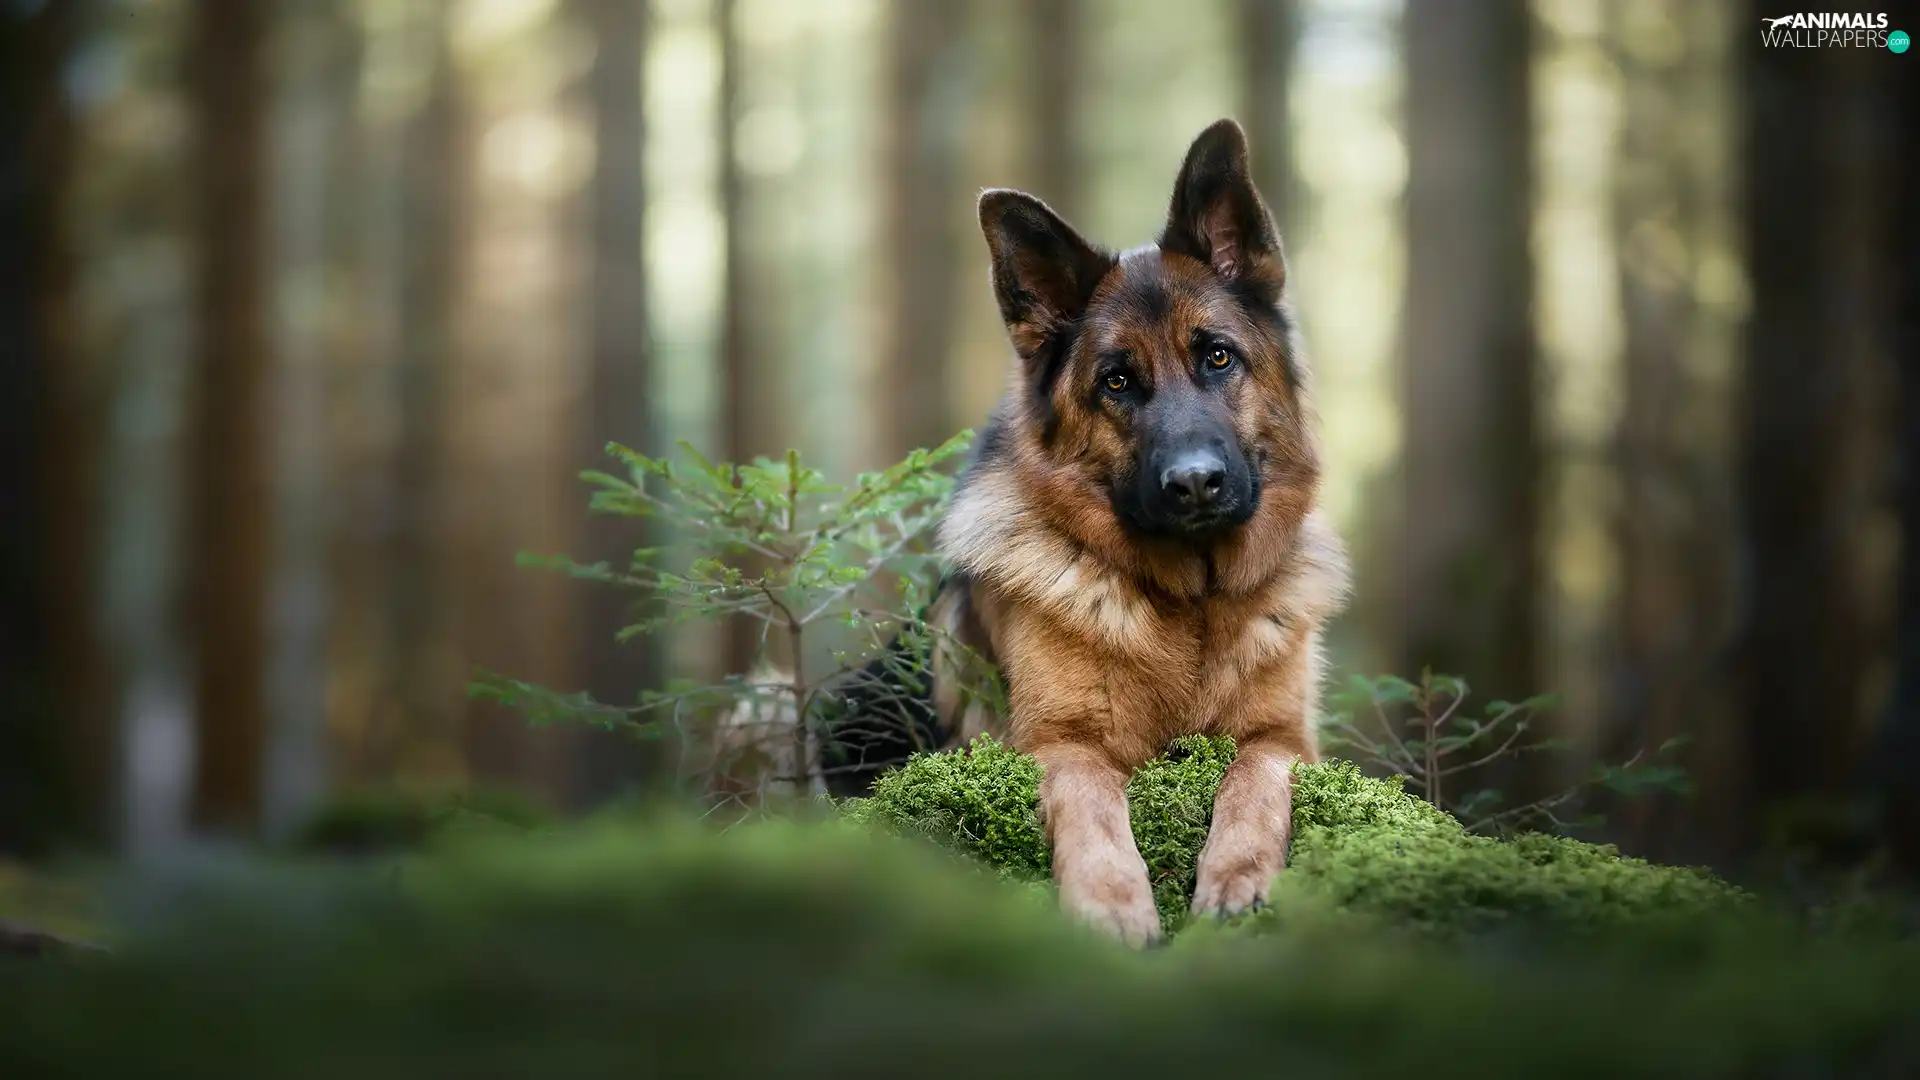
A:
[847,735,1746,936]
[1272,823,1744,938]
[842,735,1050,879]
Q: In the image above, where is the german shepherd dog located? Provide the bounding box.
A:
[823,120,1349,945]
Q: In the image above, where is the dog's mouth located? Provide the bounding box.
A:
[1162,506,1246,535]
[1111,465,1261,539]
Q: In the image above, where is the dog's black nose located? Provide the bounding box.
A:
[1160,452,1226,507]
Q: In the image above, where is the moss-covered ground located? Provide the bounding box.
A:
[847,735,1745,936]
[2,739,1915,1078]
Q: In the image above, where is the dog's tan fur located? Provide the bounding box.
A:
[937,120,1350,944]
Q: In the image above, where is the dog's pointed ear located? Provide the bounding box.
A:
[1159,119,1285,300]
[978,189,1115,360]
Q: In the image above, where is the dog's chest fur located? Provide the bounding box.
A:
[937,468,1348,762]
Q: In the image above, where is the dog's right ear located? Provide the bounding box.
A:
[978,189,1114,361]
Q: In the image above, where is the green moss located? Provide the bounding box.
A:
[16,739,1884,1077]
[1125,735,1236,926]
[1287,755,1459,837]
[1267,825,1746,938]
[290,788,556,856]
[845,734,1243,928]
[850,736,1746,937]
[1,816,1913,1079]
[843,736,1049,880]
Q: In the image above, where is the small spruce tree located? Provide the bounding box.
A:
[472,433,999,805]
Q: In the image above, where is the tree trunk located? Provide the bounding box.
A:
[186,0,272,835]
[1398,0,1537,707]
[1237,0,1298,234]
[326,0,406,789]
[1737,4,1889,854]
[390,2,468,780]
[1,0,106,854]
[259,1,363,837]
[878,0,972,462]
[716,0,776,677]
[572,0,656,804]
[1024,0,1080,221]
[1604,1,1740,858]
[1881,58,1920,872]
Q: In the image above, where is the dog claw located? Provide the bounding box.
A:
[1190,888,1271,921]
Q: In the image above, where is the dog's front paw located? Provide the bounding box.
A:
[1190,840,1282,919]
[1057,851,1162,947]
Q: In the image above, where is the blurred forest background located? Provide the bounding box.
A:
[1,0,1914,874]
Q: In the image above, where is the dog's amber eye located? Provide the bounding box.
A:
[1104,373,1129,393]
[1206,346,1236,371]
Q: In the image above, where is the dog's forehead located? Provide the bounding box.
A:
[1085,246,1237,354]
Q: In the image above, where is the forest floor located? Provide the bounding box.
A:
[4,740,1918,1078]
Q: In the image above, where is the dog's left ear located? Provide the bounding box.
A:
[1159,119,1285,301]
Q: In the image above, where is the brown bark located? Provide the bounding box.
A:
[1398,0,1538,708]
[1739,1,1897,853]
[1602,3,1740,859]
[2,0,109,852]
[718,0,751,468]
[1024,0,1080,221]
[716,0,775,677]
[1880,55,1920,873]
[572,0,656,803]
[260,0,364,836]
[878,0,972,462]
[389,4,469,781]
[186,0,272,834]
[1237,0,1298,233]
[325,6,395,789]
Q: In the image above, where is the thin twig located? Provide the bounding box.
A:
[1466,788,1580,834]
[1369,697,1425,775]
[1438,717,1532,778]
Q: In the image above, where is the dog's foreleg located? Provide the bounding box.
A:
[1033,741,1162,946]
[1191,727,1312,918]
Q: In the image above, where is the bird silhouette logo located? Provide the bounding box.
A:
[1762,15,1796,28]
